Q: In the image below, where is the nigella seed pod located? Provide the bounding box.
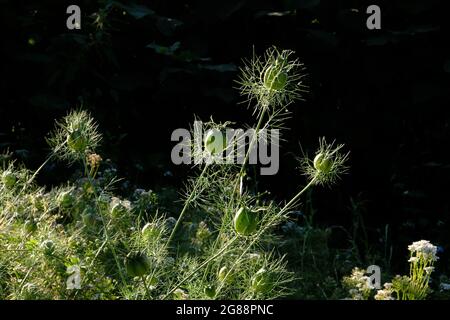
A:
[48,110,102,163]
[24,219,38,234]
[58,190,75,208]
[251,268,272,293]
[40,239,55,255]
[67,129,88,153]
[110,199,130,218]
[313,153,332,174]
[204,285,216,298]
[233,207,258,236]
[81,207,97,226]
[237,46,306,111]
[2,171,17,189]
[204,128,227,155]
[263,65,288,91]
[124,252,151,277]
[142,222,161,240]
[218,266,233,283]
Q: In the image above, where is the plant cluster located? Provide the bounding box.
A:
[342,240,440,300]
[0,47,351,300]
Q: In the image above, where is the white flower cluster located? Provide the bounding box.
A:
[344,268,373,300]
[408,240,439,262]
[374,283,395,300]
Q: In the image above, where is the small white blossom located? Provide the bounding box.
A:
[343,268,373,300]
[408,257,419,263]
[374,282,395,300]
[424,267,435,275]
[408,240,439,262]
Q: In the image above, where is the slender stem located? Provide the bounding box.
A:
[82,157,127,288]
[162,236,238,300]
[278,176,317,216]
[141,275,151,299]
[166,164,209,248]
[202,107,269,278]
[237,107,267,180]
[214,176,317,297]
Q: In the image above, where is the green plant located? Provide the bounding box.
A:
[0,46,350,300]
[343,240,439,300]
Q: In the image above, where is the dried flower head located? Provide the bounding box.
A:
[237,46,307,112]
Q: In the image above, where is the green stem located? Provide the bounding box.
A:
[81,157,127,288]
[278,176,318,216]
[141,275,151,299]
[166,165,209,248]
[237,107,267,180]
[202,107,268,278]
[162,236,238,300]
[214,176,317,297]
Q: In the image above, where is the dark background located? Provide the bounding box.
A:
[1,0,449,272]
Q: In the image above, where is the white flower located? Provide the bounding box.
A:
[408,257,419,263]
[408,240,439,262]
[374,282,395,300]
[344,268,373,300]
[383,282,393,290]
[424,267,435,275]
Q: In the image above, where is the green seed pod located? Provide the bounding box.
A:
[124,252,151,277]
[251,268,273,293]
[218,266,229,282]
[218,266,233,283]
[233,207,258,236]
[2,171,17,189]
[41,239,55,255]
[313,153,332,173]
[142,222,161,240]
[173,288,188,300]
[24,219,37,234]
[81,207,97,226]
[204,285,216,298]
[110,201,128,218]
[58,190,75,208]
[204,128,227,155]
[67,129,88,153]
[263,65,288,91]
